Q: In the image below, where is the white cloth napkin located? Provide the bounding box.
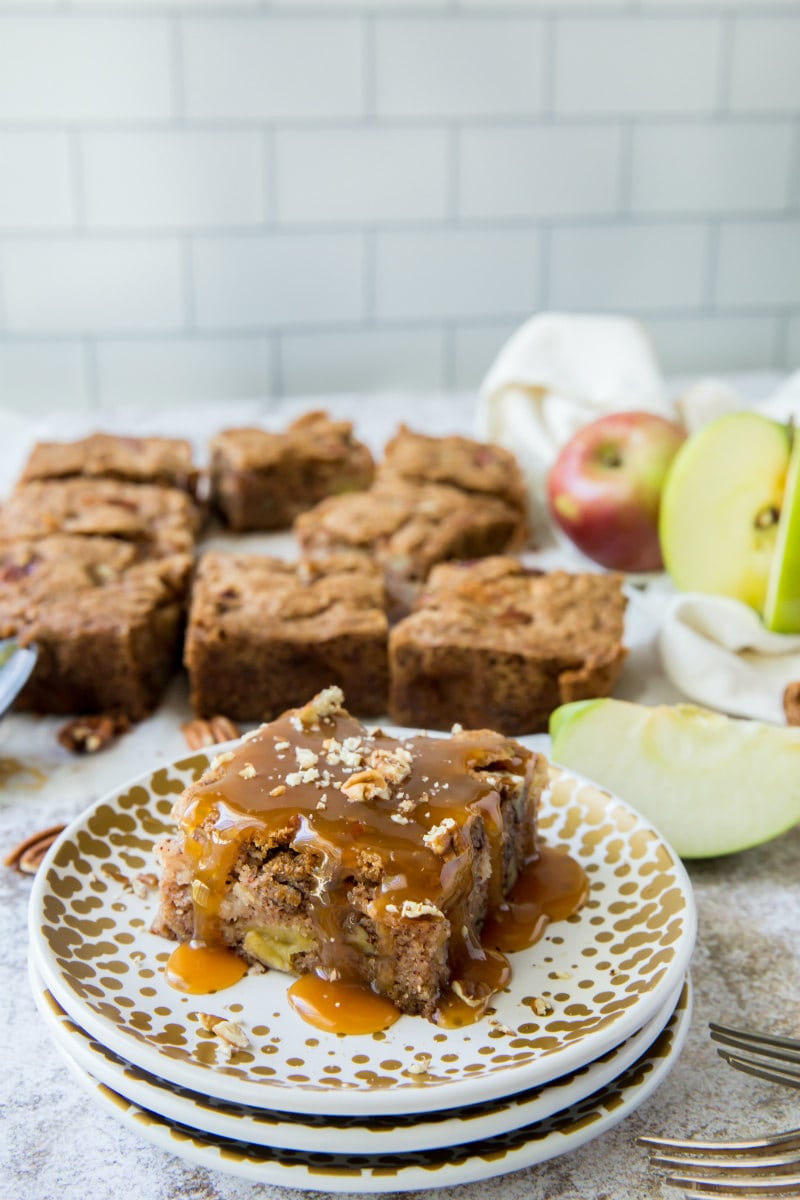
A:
[659,592,800,724]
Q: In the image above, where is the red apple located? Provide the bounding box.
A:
[547,411,686,572]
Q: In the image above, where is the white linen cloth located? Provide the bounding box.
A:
[658,593,800,725]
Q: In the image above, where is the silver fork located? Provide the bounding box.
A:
[639,1129,800,1196]
[0,638,37,718]
[640,1024,800,1196]
[709,1023,800,1090]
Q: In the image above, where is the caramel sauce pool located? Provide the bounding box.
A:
[482,844,590,955]
[166,941,247,994]
[287,975,400,1034]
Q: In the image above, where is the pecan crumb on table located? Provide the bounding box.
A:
[5,824,66,874]
[58,714,131,754]
[181,715,241,750]
[783,681,800,725]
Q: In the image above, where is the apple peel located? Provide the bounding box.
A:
[550,697,800,858]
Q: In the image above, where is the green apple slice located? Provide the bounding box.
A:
[764,425,800,633]
[549,698,800,858]
[659,412,790,614]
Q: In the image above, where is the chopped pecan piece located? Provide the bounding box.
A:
[181,715,241,750]
[199,1013,251,1049]
[783,681,800,726]
[5,824,66,875]
[58,714,129,755]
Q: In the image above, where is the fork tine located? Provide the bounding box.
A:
[649,1149,800,1171]
[719,1050,800,1090]
[639,1130,800,1153]
[710,1023,800,1063]
[665,1173,800,1195]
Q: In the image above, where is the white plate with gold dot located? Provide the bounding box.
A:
[29,951,685,1155]
[29,748,696,1117]
[46,979,692,1193]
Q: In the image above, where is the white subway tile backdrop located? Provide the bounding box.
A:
[0,2,797,409]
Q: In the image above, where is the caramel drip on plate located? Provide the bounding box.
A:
[287,975,401,1035]
[166,941,247,995]
[165,701,588,1033]
[482,844,591,955]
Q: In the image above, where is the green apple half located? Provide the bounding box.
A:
[659,412,790,616]
[550,698,800,858]
[763,424,800,633]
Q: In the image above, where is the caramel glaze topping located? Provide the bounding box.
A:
[167,687,587,1031]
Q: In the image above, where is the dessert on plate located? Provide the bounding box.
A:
[154,687,552,1022]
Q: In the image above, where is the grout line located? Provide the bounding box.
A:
[182,235,195,330]
[0,243,7,331]
[541,14,556,118]
[362,15,376,122]
[271,331,284,398]
[363,229,376,325]
[716,12,735,115]
[537,223,552,310]
[703,221,720,309]
[3,113,800,134]
[442,325,456,392]
[447,126,460,222]
[774,313,790,370]
[170,14,186,122]
[69,130,86,229]
[2,213,797,240]
[83,336,100,409]
[265,332,278,403]
[787,118,800,210]
[618,119,634,216]
[263,126,277,224]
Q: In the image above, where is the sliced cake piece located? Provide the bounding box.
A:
[184,551,389,721]
[210,410,374,531]
[154,687,544,1018]
[0,536,192,719]
[389,557,627,735]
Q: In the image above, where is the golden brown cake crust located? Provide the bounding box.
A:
[20,432,198,495]
[380,424,528,527]
[210,411,374,531]
[0,478,199,557]
[295,477,526,616]
[389,556,627,735]
[185,551,389,720]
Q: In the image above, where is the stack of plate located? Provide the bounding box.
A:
[28,744,696,1193]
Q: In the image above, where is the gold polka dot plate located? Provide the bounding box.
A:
[28,950,685,1155]
[29,746,696,1117]
[40,977,693,1193]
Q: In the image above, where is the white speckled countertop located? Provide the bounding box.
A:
[2,381,799,1200]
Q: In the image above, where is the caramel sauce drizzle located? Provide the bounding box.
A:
[166,698,588,1033]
